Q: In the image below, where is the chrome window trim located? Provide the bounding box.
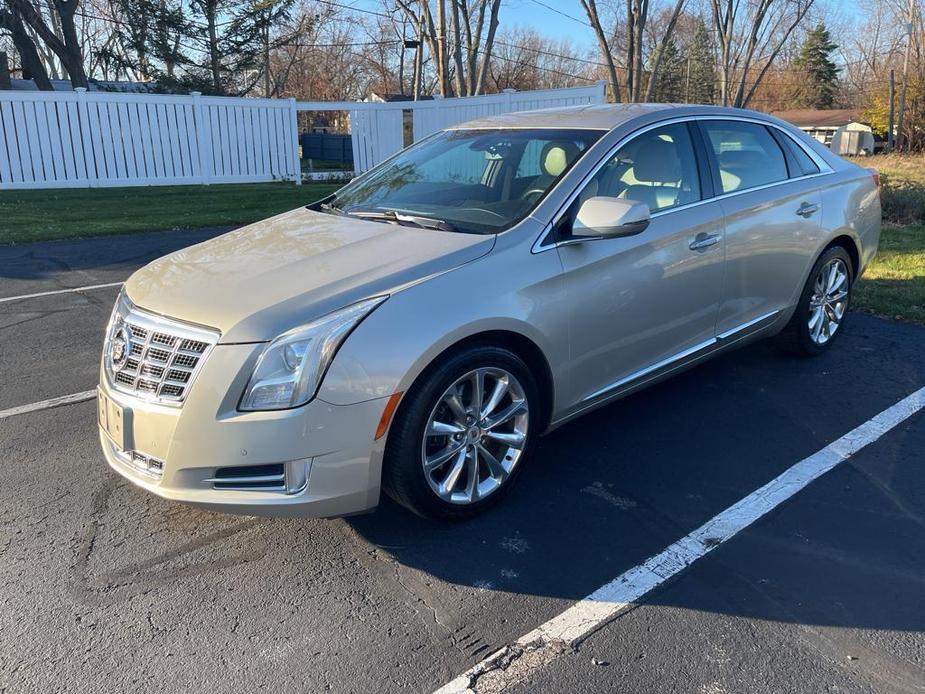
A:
[532,114,835,254]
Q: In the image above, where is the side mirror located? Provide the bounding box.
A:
[572,196,650,238]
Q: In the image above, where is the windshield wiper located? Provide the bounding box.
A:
[318,201,348,216]
[345,209,458,233]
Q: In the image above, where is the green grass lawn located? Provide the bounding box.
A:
[854,224,925,324]
[0,182,341,245]
[852,154,925,325]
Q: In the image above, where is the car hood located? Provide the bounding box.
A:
[125,207,495,343]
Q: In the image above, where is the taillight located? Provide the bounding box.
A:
[867,168,880,188]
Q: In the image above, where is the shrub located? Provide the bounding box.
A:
[880,174,925,225]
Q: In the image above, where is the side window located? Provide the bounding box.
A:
[781,134,821,177]
[574,122,702,215]
[701,121,788,194]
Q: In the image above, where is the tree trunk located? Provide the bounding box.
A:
[472,0,500,96]
[0,9,53,89]
[206,2,221,93]
[0,50,11,89]
[448,0,465,95]
[53,0,87,87]
[580,0,621,102]
[643,0,685,102]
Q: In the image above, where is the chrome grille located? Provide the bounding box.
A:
[104,294,220,406]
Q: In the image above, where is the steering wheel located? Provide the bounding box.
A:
[521,188,546,203]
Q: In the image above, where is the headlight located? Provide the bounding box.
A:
[239,296,387,411]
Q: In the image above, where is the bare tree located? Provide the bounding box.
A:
[580,0,686,102]
[489,25,594,91]
[396,0,502,96]
[578,0,622,100]
[641,0,684,101]
[709,0,814,107]
[6,0,87,86]
[0,4,54,87]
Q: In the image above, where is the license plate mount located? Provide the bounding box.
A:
[97,387,129,451]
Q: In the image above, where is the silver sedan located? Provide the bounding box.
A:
[98,104,881,519]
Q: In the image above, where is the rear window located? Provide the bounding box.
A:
[701,121,789,194]
[781,135,821,177]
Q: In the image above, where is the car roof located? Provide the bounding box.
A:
[448,103,780,132]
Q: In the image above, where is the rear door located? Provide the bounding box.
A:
[698,119,827,337]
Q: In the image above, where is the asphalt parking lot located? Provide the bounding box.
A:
[1,230,924,694]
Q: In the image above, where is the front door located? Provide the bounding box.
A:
[555,121,726,412]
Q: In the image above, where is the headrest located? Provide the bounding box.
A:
[719,149,765,171]
[540,141,579,177]
[633,139,682,182]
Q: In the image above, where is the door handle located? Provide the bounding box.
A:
[689,233,721,251]
[796,202,819,218]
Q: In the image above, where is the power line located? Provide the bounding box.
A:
[522,0,591,28]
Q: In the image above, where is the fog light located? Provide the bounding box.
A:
[285,459,311,494]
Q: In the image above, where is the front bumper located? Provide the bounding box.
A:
[98,341,390,518]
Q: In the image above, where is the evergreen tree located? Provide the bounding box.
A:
[686,18,715,105]
[793,23,839,108]
[649,37,684,102]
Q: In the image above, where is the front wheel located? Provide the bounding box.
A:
[776,245,853,356]
[382,346,539,519]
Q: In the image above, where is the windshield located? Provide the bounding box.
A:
[316,128,604,234]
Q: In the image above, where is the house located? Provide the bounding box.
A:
[10,78,155,92]
[364,92,434,103]
[772,109,877,156]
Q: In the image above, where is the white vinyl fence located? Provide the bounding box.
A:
[410,84,608,142]
[0,82,606,189]
[0,89,300,189]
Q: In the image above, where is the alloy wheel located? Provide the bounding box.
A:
[421,367,529,505]
[808,257,850,346]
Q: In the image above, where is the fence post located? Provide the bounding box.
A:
[289,98,301,185]
[503,88,515,111]
[74,87,94,186]
[191,91,212,184]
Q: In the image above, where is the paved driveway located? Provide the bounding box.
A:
[1,231,923,693]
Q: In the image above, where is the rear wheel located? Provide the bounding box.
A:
[383,346,539,519]
[776,246,853,356]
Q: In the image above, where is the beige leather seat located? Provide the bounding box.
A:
[521,141,580,198]
[620,139,683,211]
[718,149,769,192]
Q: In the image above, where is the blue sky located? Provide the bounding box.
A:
[343,0,861,54]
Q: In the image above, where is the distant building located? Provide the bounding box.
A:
[364,92,434,103]
[10,78,155,93]
[772,109,877,156]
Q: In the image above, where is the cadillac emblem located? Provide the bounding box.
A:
[111,326,130,370]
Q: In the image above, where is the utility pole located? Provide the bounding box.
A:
[412,14,424,100]
[436,0,448,96]
[888,69,896,152]
[897,0,914,151]
[685,57,691,103]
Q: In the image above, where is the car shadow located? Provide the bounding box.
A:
[347,313,925,631]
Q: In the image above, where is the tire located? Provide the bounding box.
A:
[776,245,854,356]
[382,345,540,520]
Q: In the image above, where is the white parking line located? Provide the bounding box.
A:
[0,390,97,420]
[435,385,925,694]
[0,282,123,304]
